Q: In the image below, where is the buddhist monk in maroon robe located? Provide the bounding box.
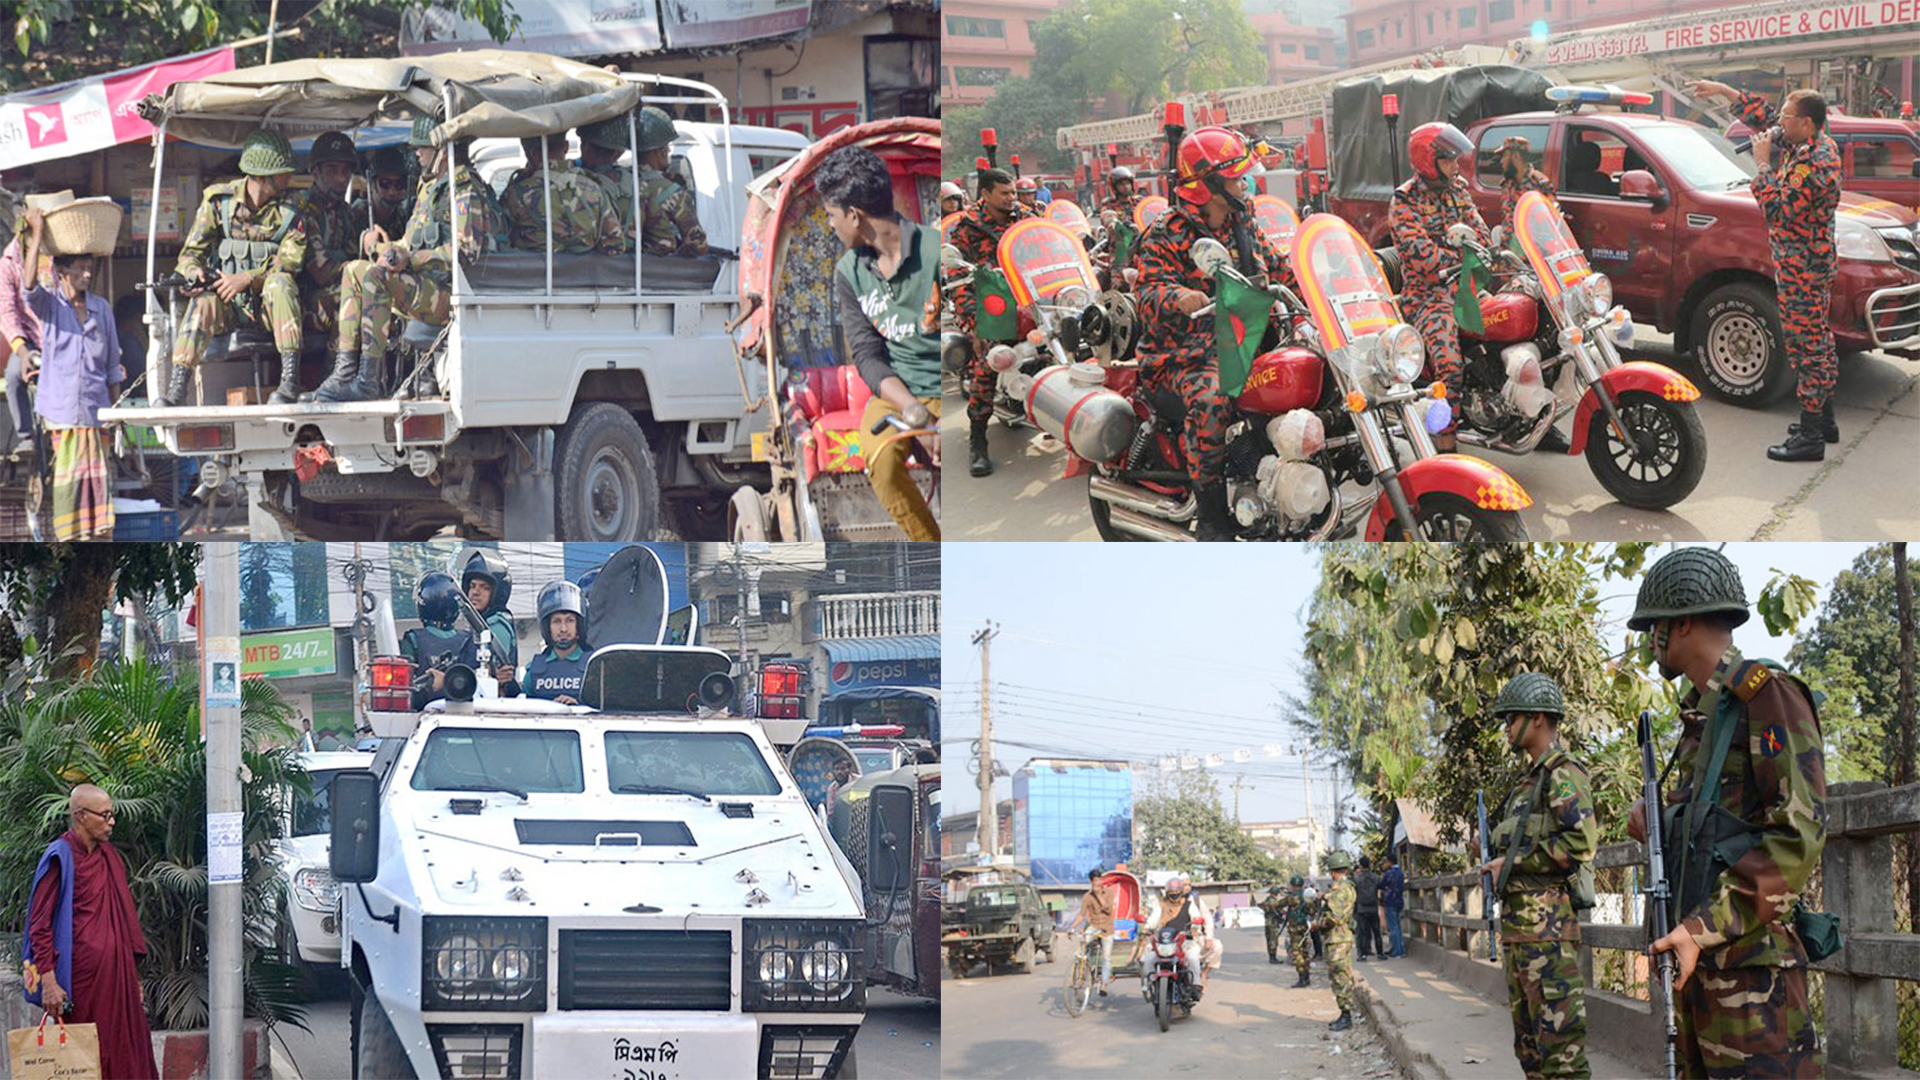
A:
[24,784,158,1080]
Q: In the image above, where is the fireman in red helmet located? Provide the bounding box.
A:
[1389,121,1493,451]
[1132,126,1295,541]
[1014,175,1039,211]
[948,166,1032,478]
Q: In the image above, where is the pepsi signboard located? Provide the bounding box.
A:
[827,656,937,694]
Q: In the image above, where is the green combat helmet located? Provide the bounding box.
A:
[1627,547,1750,631]
[636,106,675,153]
[409,114,441,147]
[1290,875,1305,888]
[579,113,632,153]
[1324,851,1352,871]
[238,130,295,177]
[1491,671,1565,717]
[1268,885,1282,895]
[307,131,358,170]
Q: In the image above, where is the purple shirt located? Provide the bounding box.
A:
[0,236,46,351]
[27,285,121,427]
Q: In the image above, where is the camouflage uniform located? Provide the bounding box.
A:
[1259,890,1287,961]
[635,168,707,257]
[1491,746,1598,1079]
[947,200,1033,424]
[1738,91,1841,414]
[335,164,504,362]
[171,178,307,371]
[1318,875,1357,1015]
[1388,172,1493,397]
[292,185,359,337]
[582,162,637,249]
[501,158,622,255]
[1133,201,1294,492]
[1285,887,1315,982]
[1660,646,1827,1079]
[1497,137,1557,230]
[351,191,414,244]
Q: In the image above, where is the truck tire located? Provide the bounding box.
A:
[355,989,417,1080]
[555,402,660,541]
[1690,282,1792,406]
[1011,937,1034,974]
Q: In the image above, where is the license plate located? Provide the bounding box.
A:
[750,431,769,462]
[531,1014,758,1080]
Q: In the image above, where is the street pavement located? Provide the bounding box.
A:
[942,925,1406,1079]
[271,982,936,1079]
[941,334,1920,541]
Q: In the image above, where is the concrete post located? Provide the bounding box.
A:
[1823,780,1898,1072]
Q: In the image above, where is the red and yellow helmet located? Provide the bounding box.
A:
[1408,122,1474,183]
[1014,176,1038,193]
[1174,126,1255,206]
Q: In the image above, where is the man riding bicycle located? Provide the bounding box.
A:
[1066,868,1117,997]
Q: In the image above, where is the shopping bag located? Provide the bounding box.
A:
[7,1015,103,1080]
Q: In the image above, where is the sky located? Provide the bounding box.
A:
[941,543,1882,840]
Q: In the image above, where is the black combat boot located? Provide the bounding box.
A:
[1328,1010,1352,1032]
[267,350,303,404]
[1268,953,1280,965]
[969,420,993,477]
[305,350,361,403]
[1788,400,1839,444]
[344,351,386,402]
[1195,482,1234,541]
[1294,971,1310,988]
[1767,412,1826,462]
[153,364,192,408]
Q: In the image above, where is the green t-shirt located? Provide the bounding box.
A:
[835,219,942,399]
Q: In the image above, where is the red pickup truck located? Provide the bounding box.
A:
[1335,106,1920,405]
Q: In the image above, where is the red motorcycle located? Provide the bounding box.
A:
[1144,927,1199,1033]
[1382,191,1706,509]
[1081,215,1534,541]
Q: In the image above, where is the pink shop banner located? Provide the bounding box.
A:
[0,46,235,168]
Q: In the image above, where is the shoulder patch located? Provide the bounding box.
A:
[1760,723,1787,758]
[1552,779,1577,802]
[1791,163,1812,184]
[1731,660,1774,703]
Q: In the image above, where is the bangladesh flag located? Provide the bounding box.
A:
[1111,221,1139,276]
[1453,246,1495,335]
[1212,270,1274,397]
[974,265,1019,342]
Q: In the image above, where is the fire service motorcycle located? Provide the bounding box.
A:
[1144,927,1201,1033]
[1381,190,1706,509]
[1079,214,1535,541]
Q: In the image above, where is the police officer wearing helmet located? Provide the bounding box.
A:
[938,181,967,217]
[455,549,519,687]
[1388,121,1493,452]
[353,146,414,243]
[400,571,479,709]
[1131,125,1295,541]
[524,581,592,705]
[161,128,308,407]
[285,132,362,402]
[1628,547,1827,1078]
[1478,671,1597,1079]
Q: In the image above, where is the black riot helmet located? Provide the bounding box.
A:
[537,581,589,648]
[455,548,512,613]
[415,572,462,630]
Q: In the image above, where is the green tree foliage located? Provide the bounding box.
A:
[0,543,200,675]
[1133,767,1296,883]
[1,1,521,92]
[1788,544,1919,784]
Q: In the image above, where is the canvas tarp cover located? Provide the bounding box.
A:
[1328,65,1554,204]
[144,49,642,147]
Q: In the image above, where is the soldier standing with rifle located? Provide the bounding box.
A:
[1479,672,1598,1080]
[1629,547,1829,1078]
[1283,875,1315,987]
[1316,851,1357,1031]
[1259,884,1288,965]
[1639,709,1681,1080]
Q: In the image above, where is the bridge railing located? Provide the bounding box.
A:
[1402,780,1918,1075]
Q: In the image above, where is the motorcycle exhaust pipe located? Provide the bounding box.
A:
[1108,505,1196,542]
[1089,475,1197,522]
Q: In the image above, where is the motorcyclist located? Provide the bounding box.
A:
[1389,121,1493,453]
[946,166,1031,478]
[1014,176,1039,213]
[939,181,967,217]
[1142,874,1220,996]
[400,571,479,709]
[1132,125,1295,541]
[522,580,591,705]
[1104,165,1139,218]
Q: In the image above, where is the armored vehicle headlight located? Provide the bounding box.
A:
[759,950,795,985]
[436,934,485,989]
[801,940,849,993]
[492,946,532,987]
[422,916,548,1011]
[745,920,865,1012]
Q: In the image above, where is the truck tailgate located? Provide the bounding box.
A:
[100,400,450,425]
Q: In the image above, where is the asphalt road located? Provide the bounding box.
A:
[942,925,1405,1079]
[941,333,1920,541]
[271,980,936,1079]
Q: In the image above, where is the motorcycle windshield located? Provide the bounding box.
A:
[1253,195,1300,251]
[997,218,1100,309]
[1290,213,1399,351]
[939,210,962,240]
[1510,189,1591,304]
[1133,195,1170,233]
[1046,199,1091,237]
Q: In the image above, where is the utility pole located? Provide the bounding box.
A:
[203,545,242,1080]
[1301,757,1318,877]
[1232,775,1245,823]
[973,622,998,861]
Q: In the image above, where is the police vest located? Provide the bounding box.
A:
[215,191,296,276]
[523,646,589,701]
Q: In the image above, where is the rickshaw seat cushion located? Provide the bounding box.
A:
[790,365,875,479]
[462,251,726,292]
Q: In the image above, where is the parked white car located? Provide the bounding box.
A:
[273,749,376,971]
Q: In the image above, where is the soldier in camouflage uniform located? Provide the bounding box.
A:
[161,128,307,407]
[579,106,707,259]
[1283,875,1315,987]
[1688,80,1843,461]
[313,115,505,403]
[1631,547,1827,1079]
[1317,851,1357,1031]
[1259,885,1287,964]
[500,132,622,254]
[284,131,362,402]
[351,146,414,245]
[946,166,1031,479]
[1480,672,1598,1080]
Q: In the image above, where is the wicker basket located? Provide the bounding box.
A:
[42,197,124,256]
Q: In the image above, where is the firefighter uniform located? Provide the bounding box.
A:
[947,200,1032,425]
[1388,173,1493,398]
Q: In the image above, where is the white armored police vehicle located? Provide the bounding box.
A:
[329,551,864,1079]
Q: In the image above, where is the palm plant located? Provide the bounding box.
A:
[0,655,311,1034]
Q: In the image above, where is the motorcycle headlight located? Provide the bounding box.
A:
[1377,322,1425,385]
[1581,273,1612,317]
[1836,217,1892,262]
[1155,940,1178,957]
[291,867,340,913]
[1057,285,1095,311]
[986,344,1018,372]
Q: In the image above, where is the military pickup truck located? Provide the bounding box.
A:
[942,877,1056,978]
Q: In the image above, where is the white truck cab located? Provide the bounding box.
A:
[331,644,864,1079]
